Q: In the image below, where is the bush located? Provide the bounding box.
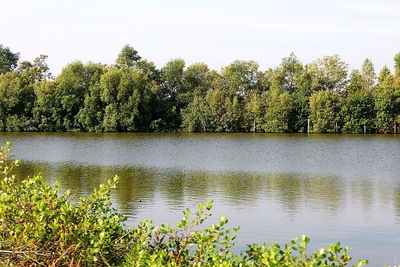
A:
[0,142,134,266]
[123,202,368,266]
[0,142,369,266]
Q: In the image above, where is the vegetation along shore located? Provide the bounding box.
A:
[0,44,400,134]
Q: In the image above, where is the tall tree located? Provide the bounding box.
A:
[180,63,214,110]
[158,59,186,130]
[346,70,364,93]
[0,45,20,74]
[223,96,242,132]
[375,89,400,133]
[244,90,265,132]
[77,63,107,132]
[262,90,292,133]
[205,88,227,132]
[18,55,52,84]
[181,94,210,132]
[183,63,215,96]
[309,90,341,133]
[378,66,394,89]
[394,52,400,77]
[308,55,348,92]
[115,44,141,69]
[0,72,24,131]
[361,58,376,89]
[342,92,375,133]
[220,60,261,96]
[277,53,304,93]
[289,91,309,133]
[33,81,61,131]
[55,62,102,131]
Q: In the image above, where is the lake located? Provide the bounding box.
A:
[1,132,399,265]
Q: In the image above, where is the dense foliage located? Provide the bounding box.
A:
[1,44,400,133]
[0,142,371,266]
[0,143,133,265]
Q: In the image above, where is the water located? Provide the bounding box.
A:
[1,132,399,265]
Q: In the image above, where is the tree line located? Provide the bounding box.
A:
[1,44,400,133]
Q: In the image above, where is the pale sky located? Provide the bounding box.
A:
[1,0,399,75]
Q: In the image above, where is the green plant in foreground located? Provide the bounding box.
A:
[0,142,369,266]
[123,201,244,266]
[245,236,368,267]
[123,203,368,267]
[0,142,134,266]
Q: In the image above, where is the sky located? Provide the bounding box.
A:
[1,0,400,75]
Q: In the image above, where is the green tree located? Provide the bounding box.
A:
[346,70,364,93]
[289,91,310,133]
[342,92,375,133]
[394,52,400,77]
[99,69,125,131]
[244,90,265,132]
[158,59,186,130]
[115,44,141,69]
[18,55,52,84]
[183,62,215,96]
[181,94,210,132]
[361,58,376,89]
[205,88,227,132]
[378,65,393,88]
[55,62,97,131]
[160,58,186,99]
[33,80,62,131]
[309,90,341,133]
[32,62,105,132]
[179,62,215,120]
[375,89,400,133]
[134,59,160,81]
[308,55,348,91]
[275,53,304,93]
[103,103,118,131]
[0,44,19,74]
[220,60,261,96]
[262,90,292,132]
[77,63,107,131]
[78,83,104,132]
[119,70,155,131]
[223,96,242,132]
[98,67,157,132]
[0,70,37,131]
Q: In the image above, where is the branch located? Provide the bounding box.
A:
[0,250,49,257]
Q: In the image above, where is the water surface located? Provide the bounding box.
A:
[1,132,399,265]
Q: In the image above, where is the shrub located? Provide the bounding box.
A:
[123,201,245,266]
[0,142,134,266]
[123,201,368,267]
